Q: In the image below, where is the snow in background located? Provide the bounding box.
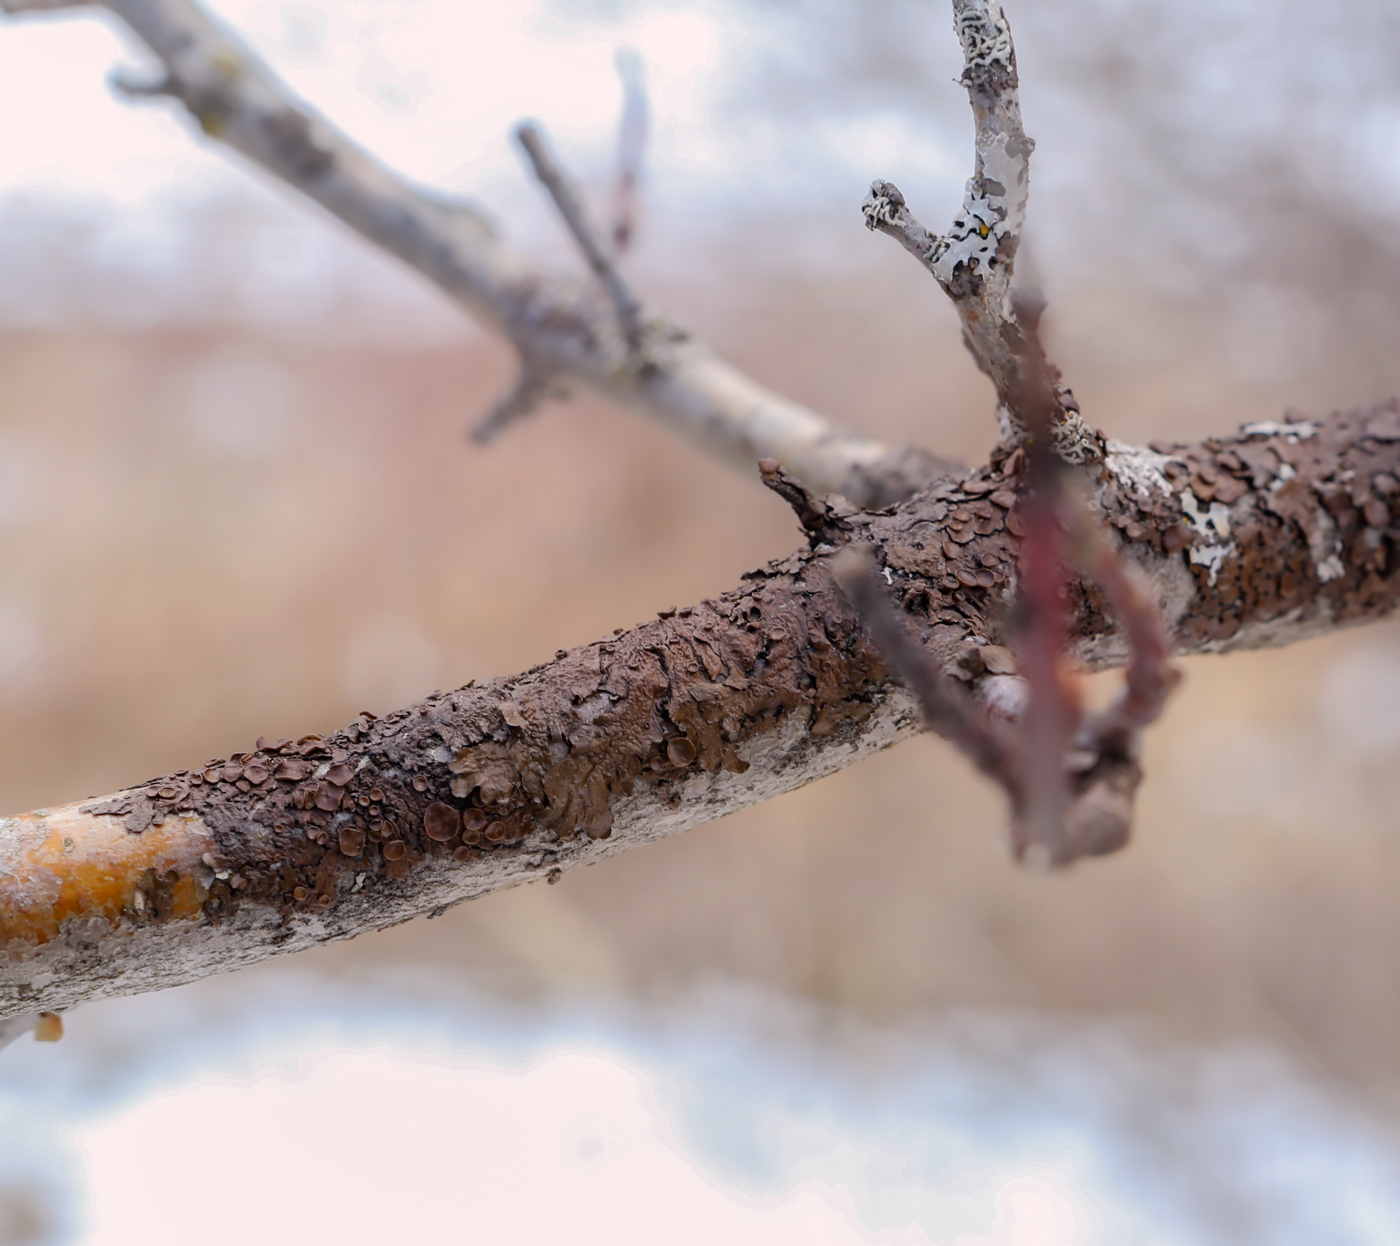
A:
[4,7,1400,1244]
[3,974,1400,1245]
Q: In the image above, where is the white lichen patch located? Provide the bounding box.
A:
[1188,543,1232,586]
[1181,491,1232,541]
[980,673,1028,722]
[1180,491,1235,587]
[955,0,1014,73]
[1309,491,1345,581]
[1106,441,1176,499]
[1316,554,1345,582]
[1242,420,1318,442]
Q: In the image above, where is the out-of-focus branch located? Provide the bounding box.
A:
[515,121,644,352]
[1007,298,1179,864]
[471,355,567,445]
[611,47,647,255]
[861,0,1100,464]
[833,548,1018,784]
[0,0,958,508]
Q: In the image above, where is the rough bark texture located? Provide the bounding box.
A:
[5,401,1400,1019]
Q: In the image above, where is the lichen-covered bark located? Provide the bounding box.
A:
[6,402,1400,1020]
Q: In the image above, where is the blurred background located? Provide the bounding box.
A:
[4,0,1400,1240]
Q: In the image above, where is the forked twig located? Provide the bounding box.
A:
[842,0,1180,866]
[861,0,1100,464]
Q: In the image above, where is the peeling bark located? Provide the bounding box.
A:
[6,402,1400,1019]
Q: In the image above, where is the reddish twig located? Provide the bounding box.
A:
[832,549,1016,788]
[835,285,1179,867]
[1006,289,1078,863]
[1007,293,1180,863]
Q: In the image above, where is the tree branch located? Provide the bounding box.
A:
[861,0,1099,463]
[4,0,1400,1031]
[0,0,957,508]
[5,401,1400,1020]
[515,121,644,353]
[610,47,647,256]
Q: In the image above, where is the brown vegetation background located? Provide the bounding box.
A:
[5,235,1400,1096]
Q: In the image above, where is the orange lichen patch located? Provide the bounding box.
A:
[34,1012,63,1042]
[0,801,213,949]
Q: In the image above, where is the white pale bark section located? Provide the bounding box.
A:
[931,1,1027,295]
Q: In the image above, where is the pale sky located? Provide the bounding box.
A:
[7,971,1399,1244]
[0,1,957,220]
[0,0,964,332]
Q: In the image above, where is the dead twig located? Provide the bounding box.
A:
[843,1,1178,866]
[516,121,645,354]
[471,357,568,445]
[611,48,648,255]
[861,0,1100,463]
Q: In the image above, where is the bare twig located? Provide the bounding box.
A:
[0,0,955,509]
[1000,286,1075,862]
[471,357,566,444]
[861,0,1100,463]
[1005,298,1179,864]
[611,48,647,255]
[516,121,645,353]
[833,548,1015,784]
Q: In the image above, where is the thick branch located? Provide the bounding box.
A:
[0,0,955,507]
[6,404,1400,1019]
